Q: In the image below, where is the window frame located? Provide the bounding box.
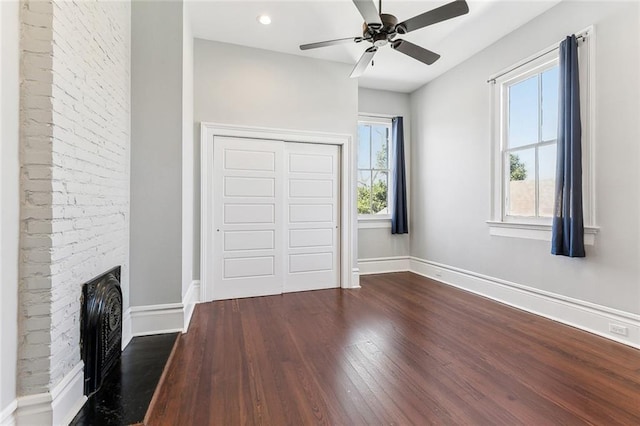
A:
[357,116,393,227]
[501,56,559,224]
[488,27,598,243]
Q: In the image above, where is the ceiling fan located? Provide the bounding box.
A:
[299,0,470,78]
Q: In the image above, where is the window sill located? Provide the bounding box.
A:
[358,216,391,229]
[487,221,599,245]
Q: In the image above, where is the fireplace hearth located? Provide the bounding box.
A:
[80,266,123,395]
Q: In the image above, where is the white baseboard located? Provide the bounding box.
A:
[183,280,200,332]
[129,303,184,337]
[358,256,410,275]
[122,308,132,350]
[350,268,361,289]
[409,257,640,349]
[128,283,202,338]
[15,362,86,426]
[0,400,17,426]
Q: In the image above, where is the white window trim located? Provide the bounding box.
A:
[357,115,393,225]
[359,216,392,229]
[488,26,598,244]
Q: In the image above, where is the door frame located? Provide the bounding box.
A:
[200,122,357,302]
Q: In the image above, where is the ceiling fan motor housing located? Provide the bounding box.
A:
[363,13,398,46]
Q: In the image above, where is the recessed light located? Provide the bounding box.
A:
[257,14,271,25]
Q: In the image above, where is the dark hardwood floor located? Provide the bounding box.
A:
[146,272,640,425]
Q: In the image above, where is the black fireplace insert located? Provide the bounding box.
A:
[80,266,123,395]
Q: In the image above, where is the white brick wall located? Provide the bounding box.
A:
[19,0,130,395]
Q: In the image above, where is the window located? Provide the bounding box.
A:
[357,118,392,220]
[503,61,559,220]
[489,29,597,243]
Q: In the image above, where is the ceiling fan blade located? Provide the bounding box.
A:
[392,39,441,65]
[350,47,378,78]
[396,0,469,34]
[352,0,382,27]
[300,37,362,51]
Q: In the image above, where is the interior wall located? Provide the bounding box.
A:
[0,0,20,413]
[182,4,194,298]
[357,88,411,260]
[131,0,183,306]
[410,1,639,314]
[193,39,359,280]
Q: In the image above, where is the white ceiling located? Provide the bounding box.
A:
[187,0,561,93]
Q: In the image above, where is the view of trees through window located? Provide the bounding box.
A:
[509,153,528,181]
[357,123,390,215]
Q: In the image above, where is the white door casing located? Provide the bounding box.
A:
[201,123,356,302]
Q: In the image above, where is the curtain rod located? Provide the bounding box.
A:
[359,113,395,120]
[487,33,588,84]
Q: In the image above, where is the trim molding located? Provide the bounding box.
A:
[128,284,201,339]
[359,256,410,275]
[0,400,17,426]
[409,257,640,349]
[130,303,184,337]
[351,268,361,289]
[15,362,86,426]
[122,307,132,350]
[183,280,200,332]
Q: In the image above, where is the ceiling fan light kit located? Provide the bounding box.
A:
[299,0,470,78]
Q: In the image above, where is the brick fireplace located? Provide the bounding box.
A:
[17,0,130,423]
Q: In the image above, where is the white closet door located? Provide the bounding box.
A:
[212,136,284,300]
[284,143,340,292]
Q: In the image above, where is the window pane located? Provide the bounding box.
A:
[541,66,559,142]
[371,171,388,214]
[371,125,388,169]
[507,149,535,217]
[538,143,557,217]
[358,125,371,169]
[357,170,372,214]
[509,76,539,148]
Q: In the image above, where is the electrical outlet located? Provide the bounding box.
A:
[609,323,628,336]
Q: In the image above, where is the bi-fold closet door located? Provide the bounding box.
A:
[212,136,340,300]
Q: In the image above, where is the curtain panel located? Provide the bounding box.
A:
[391,117,408,234]
[551,35,585,257]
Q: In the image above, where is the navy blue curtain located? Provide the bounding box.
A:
[391,117,408,234]
[551,35,585,257]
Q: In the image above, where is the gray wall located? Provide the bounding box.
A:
[182,6,194,298]
[357,88,411,260]
[410,1,639,314]
[131,0,184,305]
[0,0,19,411]
[193,39,359,278]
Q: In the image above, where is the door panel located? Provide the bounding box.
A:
[289,204,333,223]
[224,149,275,171]
[224,230,275,251]
[289,228,333,248]
[289,252,333,273]
[289,153,334,174]
[224,204,274,224]
[289,179,333,198]
[224,177,275,197]
[213,136,284,300]
[284,143,340,293]
[223,256,275,279]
